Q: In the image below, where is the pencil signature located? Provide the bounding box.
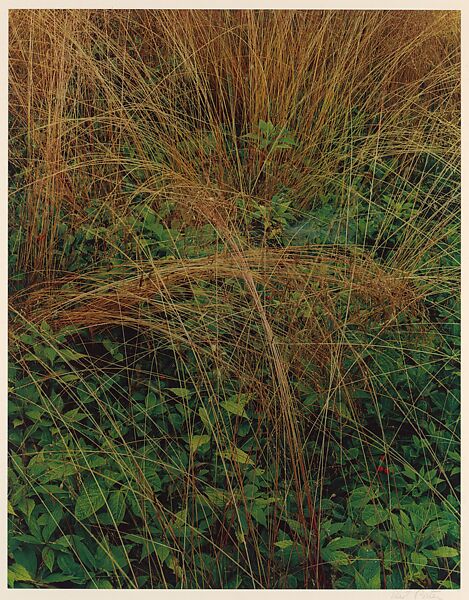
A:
[390,592,443,600]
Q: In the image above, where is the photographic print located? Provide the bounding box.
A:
[7,8,461,590]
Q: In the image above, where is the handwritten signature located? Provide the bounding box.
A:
[390,592,443,600]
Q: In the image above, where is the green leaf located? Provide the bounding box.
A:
[250,503,267,527]
[42,573,81,583]
[219,446,254,465]
[8,563,34,584]
[198,406,214,431]
[59,348,88,362]
[189,434,211,453]
[428,546,459,558]
[410,551,427,571]
[154,543,171,563]
[326,537,362,551]
[322,548,350,566]
[72,538,96,569]
[275,540,294,549]
[8,501,17,516]
[349,486,380,509]
[438,579,459,589]
[362,504,389,526]
[15,547,37,578]
[106,490,126,525]
[62,408,88,423]
[42,547,55,572]
[220,396,249,418]
[389,513,416,546]
[74,480,108,520]
[41,320,52,334]
[43,347,58,365]
[88,579,113,589]
[18,498,35,520]
[42,504,63,542]
[354,547,381,589]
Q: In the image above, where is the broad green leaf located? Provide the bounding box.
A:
[72,538,96,569]
[42,504,63,542]
[410,551,427,571]
[362,504,389,526]
[106,490,126,525]
[74,480,108,520]
[322,548,350,566]
[428,546,459,558]
[189,434,211,453]
[221,396,249,418]
[8,501,17,516]
[437,579,459,589]
[62,408,88,423]
[42,573,81,583]
[326,537,362,551]
[389,513,416,546]
[154,543,171,563]
[349,486,380,509]
[250,503,267,527]
[219,446,254,465]
[42,547,55,572]
[41,320,52,334]
[15,547,37,578]
[198,407,214,431]
[43,347,57,365]
[89,579,113,589]
[354,547,381,589]
[8,563,34,584]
